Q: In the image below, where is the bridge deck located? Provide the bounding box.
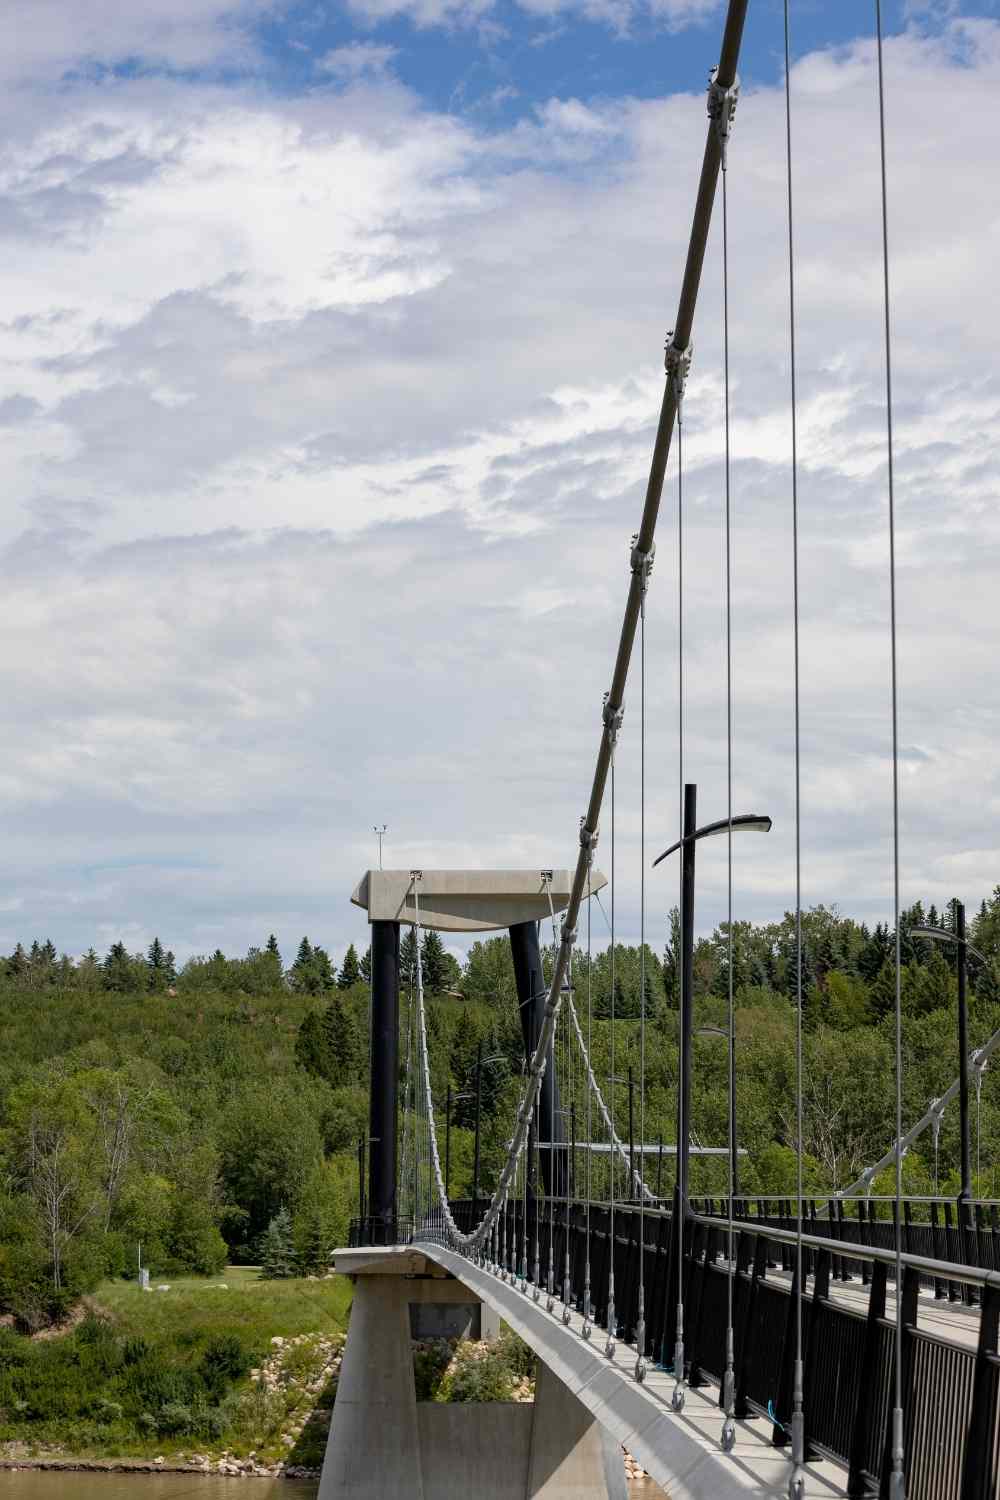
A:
[422,1243,850,1500]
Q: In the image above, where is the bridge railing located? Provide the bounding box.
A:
[417,1196,1000,1500]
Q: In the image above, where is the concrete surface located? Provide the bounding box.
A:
[351,868,607,933]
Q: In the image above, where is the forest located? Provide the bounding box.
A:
[1,889,999,1333]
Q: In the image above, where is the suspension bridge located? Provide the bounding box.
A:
[318,3,1000,1497]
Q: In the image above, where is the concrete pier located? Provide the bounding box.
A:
[318,1247,624,1500]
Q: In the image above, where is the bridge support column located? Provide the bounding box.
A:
[527,1360,627,1500]
[368,919,399,1240]
[510,919,563,1196]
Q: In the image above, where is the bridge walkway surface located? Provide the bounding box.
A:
[422,1242,850,1499]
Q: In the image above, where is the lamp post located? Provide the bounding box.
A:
[653,784,772,1212]
[445,1086,474,1204]
[373,824,387,869]
[697,1025,740,1198]
[910,904,993,1209]
[608,1072,636,1200]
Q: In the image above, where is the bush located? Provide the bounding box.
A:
[412,1340,451,1401]
[157,1401,193,1435]
[494,1327,535,1381]
[438,1345,513,1404]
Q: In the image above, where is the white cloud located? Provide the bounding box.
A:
[6,0,269,82]
[0,22,997,962]
[318,42,400,81]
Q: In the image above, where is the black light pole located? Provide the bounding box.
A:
[357,1135,366,1232]
[653,787,772,1211]
[911,905,986,1208]
[445,1083,452,1202]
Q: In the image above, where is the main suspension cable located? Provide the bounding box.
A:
[874,3,905,1494]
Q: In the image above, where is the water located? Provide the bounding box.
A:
[0,1477,317,1500]
[0,1471,665,1498]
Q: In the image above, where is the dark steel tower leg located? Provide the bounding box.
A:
[510,919,563,1195]
[368,919,400,1240]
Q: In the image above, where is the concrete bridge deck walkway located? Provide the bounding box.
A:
[421,1243,850,1500]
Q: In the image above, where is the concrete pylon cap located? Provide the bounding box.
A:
[351,868,608,933]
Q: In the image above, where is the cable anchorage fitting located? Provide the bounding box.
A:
[630,534,655,589]
[664,335,693,413]
[602,691,625,747]
[707,67,739,168]
[579,819,599,854]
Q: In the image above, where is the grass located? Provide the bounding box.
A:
[95,1267,352,1349]
[0,1269,353,1467]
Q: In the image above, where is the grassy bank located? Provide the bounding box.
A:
[0,1269,352,1474]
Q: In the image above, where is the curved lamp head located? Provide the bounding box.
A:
[652,813,772,868]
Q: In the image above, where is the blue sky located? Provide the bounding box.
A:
[247,1,997,119]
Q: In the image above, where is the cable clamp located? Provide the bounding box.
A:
[664,335,693,410]
[602,691,625,746]
[560,926,577,948]
[579,819,599,853]
[630,534,655,583]
[707,67,739,167]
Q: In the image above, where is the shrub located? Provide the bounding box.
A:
[412,1340,451,1401]
[438,1346,512,1404]
[494,1328,535,1381]
[157,1400,193,1435]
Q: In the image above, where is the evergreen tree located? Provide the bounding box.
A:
[148,937,165,969]
[295,1011,331,1079]
[323,997,357,1080]
[338,944,361,990]
[421,931,449,994]
[400,928,418,988]
[360,945,372,984]
[266,933,282,965]
[259,1208,296,1279]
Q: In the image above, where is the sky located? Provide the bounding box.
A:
[1,0,998,967]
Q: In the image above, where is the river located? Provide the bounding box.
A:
[0,1474,667,1498]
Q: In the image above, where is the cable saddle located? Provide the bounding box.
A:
[707,67,740,166]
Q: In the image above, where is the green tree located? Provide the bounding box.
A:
[259,1208,296,1279]
[338,944,361,990]
[421,931,450,994]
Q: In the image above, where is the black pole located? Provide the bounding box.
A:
[357,1135,366,1232]
[628,1066,635,1200]
[510,919,562,1193]
[730,1017,740,1199]
[570,1103,577,1200]
[445,1082,452,1204]
[958,901,972,1207]
[368,920,399,1240]
[473,1039,483,1222]
[679,783,697,1210]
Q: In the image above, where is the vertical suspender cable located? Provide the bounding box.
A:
[636,560,648,1382]
[782,7,807,1496]
[671,376,687,1414]
[874,3,905,1493]
[584,854,594,1337]
[606,760,618,1356]
[720,155,738,1455]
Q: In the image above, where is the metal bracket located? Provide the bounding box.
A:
[664,335,693,412]
[630,533,655,583]
[707,67,739,167]
[579,819,599,853]
[602,691,625,746]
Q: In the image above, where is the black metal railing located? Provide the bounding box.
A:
[417,1195,1000,1500]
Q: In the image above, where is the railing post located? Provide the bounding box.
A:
[734,1232,767,1422]
[858,1198,871,1287]
[960,1282,1000,1499]
[879,1265,919,1499]
[771,1250,799,1448]
[932,1200,947,1298]
[847,1260,887,1496]
[802,1248,831,1459]
[686,1220,712,1389]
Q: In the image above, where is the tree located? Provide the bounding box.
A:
[338,944,361,990]
[421,931,450,995]
[266,933,282,965]
[400,929,418,988]
[260,1208,296,1279]
[323,997,357,1081]
[360,945,372,984]
[295,1011,331,1079]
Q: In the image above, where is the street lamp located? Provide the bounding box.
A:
[653,784,772,1211]
[469,1044,507,1221]
[910,905,994,1210]
[373,825,387,869]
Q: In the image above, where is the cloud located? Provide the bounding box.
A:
[318,42,400,82]
[0,21,997,962]
[5,0,270,83]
